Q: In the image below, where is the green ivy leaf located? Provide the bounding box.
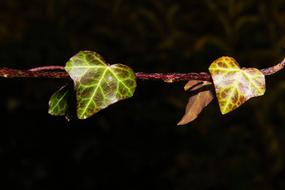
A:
[209,56,266,114]
[48,85,70,116]
[65,51,137,119]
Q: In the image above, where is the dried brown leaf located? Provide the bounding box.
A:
[178,83,214,125]
[184,80,212,91]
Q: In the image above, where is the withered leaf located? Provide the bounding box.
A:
[178,81,214,125]
[184,80,212,91]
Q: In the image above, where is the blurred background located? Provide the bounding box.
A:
[1,0,285,189]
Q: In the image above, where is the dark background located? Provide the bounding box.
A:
[1,0,285,189]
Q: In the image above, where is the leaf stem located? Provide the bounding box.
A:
[0,58,284,81]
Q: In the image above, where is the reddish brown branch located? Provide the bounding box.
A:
[29,66,65,72]
[0,67,69,78]
[135,72,211,82]
[260,58,285,75]
[0,58,284,81]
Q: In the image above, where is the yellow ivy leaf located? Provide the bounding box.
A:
[209,56,266,114]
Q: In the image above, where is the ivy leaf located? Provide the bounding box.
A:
[65,51,137,119]
[48,85,71,117]
[209,56,265,114]
[178,80,214,125]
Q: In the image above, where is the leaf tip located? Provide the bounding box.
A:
[177,119,193,126]
[77,111,90,120]
[220,109,229,115]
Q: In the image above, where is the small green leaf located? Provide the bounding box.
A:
[209,56,266,114]
[48,85,70,116]
[65,51,137,119]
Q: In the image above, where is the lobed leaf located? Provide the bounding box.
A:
[65,51,137,119]
[209,56,265,114]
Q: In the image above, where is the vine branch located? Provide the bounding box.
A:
[0,58,284,81]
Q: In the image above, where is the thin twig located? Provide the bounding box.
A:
[0,68,69,78]
[0,58,285,81]
[29,66,65,72]
[260,58,285,76]
[135,72,211,82]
